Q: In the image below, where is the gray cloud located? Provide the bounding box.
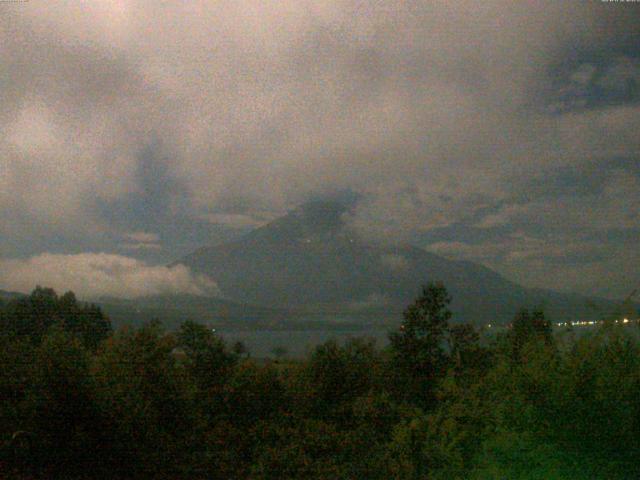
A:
[0,1,638,297]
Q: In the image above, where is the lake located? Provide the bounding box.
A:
[223,327,393,358]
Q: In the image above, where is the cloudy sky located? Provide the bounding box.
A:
[0,0,638,299]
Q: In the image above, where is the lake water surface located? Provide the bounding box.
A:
[223,328,392,358]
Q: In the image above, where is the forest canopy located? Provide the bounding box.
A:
[1,284,639,479]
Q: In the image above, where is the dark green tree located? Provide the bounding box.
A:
[0,287,111,350]
[232,340,248,358]
[298,338,379,424]
[92,321,193,478]
[389,282,452,405]
[177,321,237,392]
[5,328,105,478]
[271,345,288,360]
[510,307,552,362]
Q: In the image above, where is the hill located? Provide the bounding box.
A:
[0,289,26,302]
[96,294,291,331]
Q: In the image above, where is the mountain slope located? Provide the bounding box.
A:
[177,201,625,324]
[0,289,26,302]
[97,294,290,330]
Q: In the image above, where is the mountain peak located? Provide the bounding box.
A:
[176,200,624,323]
[242,198,356,245]
[291,198,351,226]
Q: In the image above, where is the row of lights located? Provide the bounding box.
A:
[556,318,635,327]
[486,318,636,329]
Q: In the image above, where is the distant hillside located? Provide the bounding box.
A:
[97,294,291,331]
[176,200,626,325]
[0,289,26,302]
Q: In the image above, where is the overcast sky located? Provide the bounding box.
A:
[0,1,638,299]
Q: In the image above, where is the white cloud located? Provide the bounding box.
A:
[346,181,497,243]
[475,168,640,232]
[598,56,640,94]
[348,293,390,311]
[570,64,596,87]
[120,232,162,251]
[203,213,270,229]
[427,232,606,265]
[380,253,409,272]
[124,231,160,243]
[426,240,507,263]
[120,243,162,251]
[425,233,638,300]
[0,253,218,300]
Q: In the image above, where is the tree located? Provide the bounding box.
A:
[92,321,193,477]
[25,328,102,477]
[447,323,490,375]
[389,282,452,405]
[298,338,379,423]
[0,287,111,350]
[177,321,237,392]
[233,340,248,358]
[271,345,288,360]
[510,307,552,362]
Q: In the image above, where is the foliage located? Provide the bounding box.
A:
[0,287,111,350]
[389,282,453,406]
[509,307,553,362]
[1,284,639,479]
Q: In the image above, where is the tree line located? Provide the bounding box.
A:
[1,284,639,479]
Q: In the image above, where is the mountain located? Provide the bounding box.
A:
[0,289,26,302]
[96,294,291,331]
[176,200,627,325]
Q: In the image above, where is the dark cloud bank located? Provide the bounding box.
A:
[0,1,638,299]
